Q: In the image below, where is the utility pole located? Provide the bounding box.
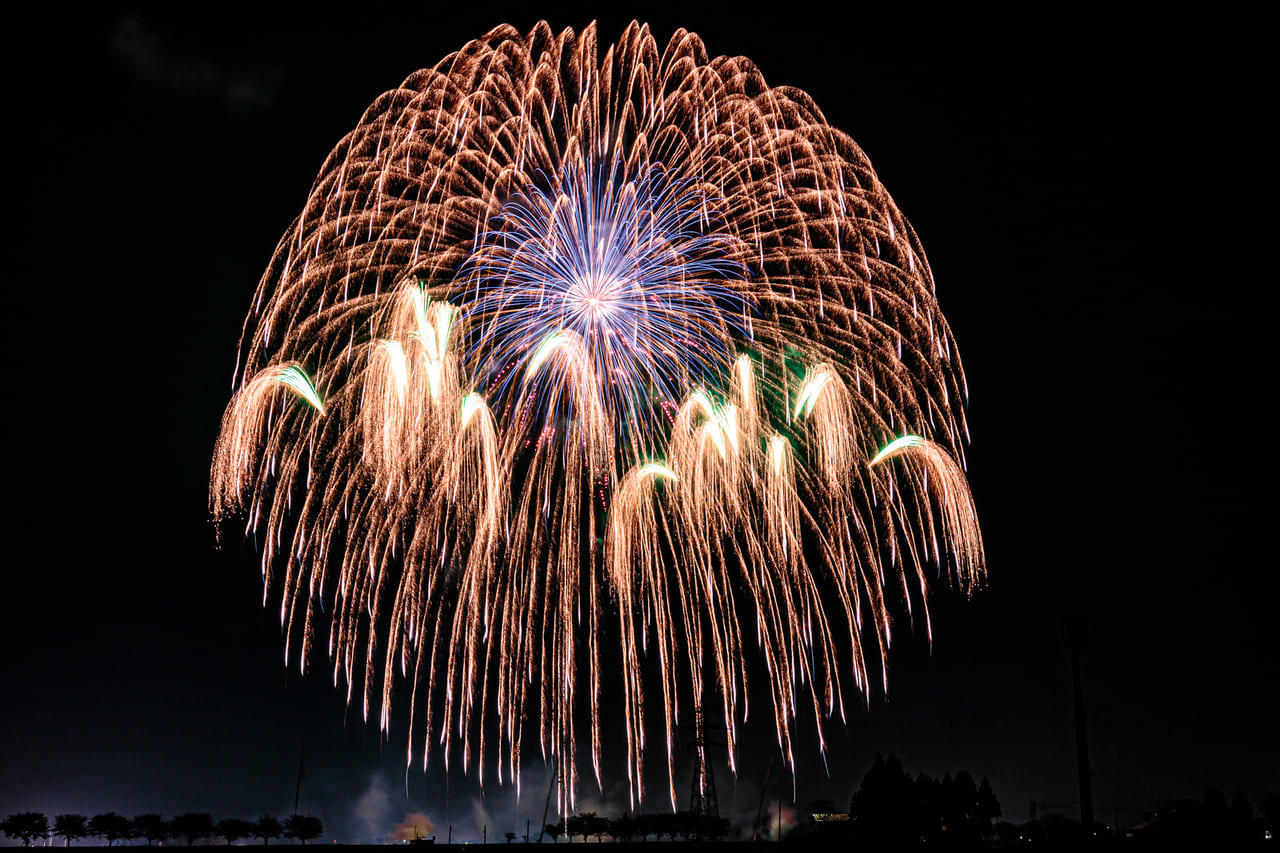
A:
[293,749,307,816]
[538,763,558,843]
[1064,613,1094,838]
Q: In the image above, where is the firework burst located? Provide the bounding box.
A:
[212,21,984,812]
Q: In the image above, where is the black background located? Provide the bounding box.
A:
[3,5,1273,843]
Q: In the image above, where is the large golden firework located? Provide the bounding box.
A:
[211,21,984,812]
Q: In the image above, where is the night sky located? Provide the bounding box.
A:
[5,6,1273,844]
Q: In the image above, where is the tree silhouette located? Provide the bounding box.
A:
[584,813,610,842]
[915,772,943,839]
[1139,791,1262,846]
[89,813,133,847]
[217,818,255,845]
[254,815,283,846]
[945,771,980,840]
[977,777,1002,835]
[1203,786,1229,835]
[565,812,610,842]
[542,820,563,843]
[1263,793,1279,824]
[610,814,635,842]
[2,813,49,847]
[54,815,90,847]
[850,753,918,844]
[282,815,323,845]
[1229,789,1255,846]
[132,815,169,846]
[169,813,214,846]
[849,754,1002,845]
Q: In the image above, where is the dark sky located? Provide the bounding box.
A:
[4,5,1273,843]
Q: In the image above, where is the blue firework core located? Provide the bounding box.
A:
[455,162,751,452]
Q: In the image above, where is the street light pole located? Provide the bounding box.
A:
[1065,613,1094,837]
